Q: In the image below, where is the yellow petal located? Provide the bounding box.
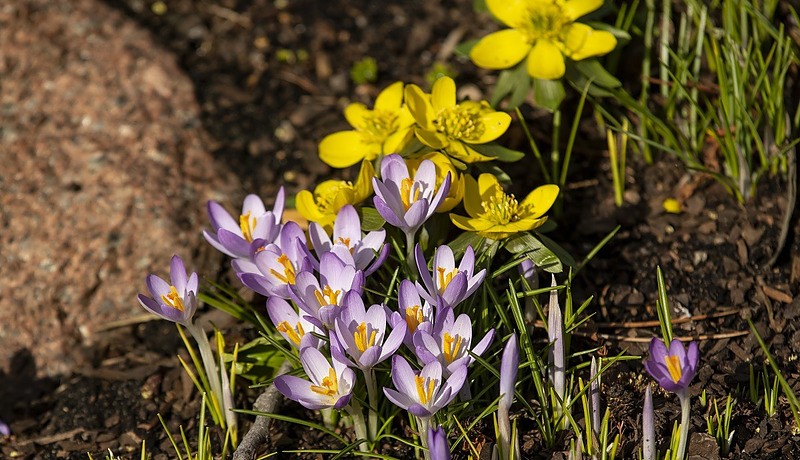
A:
[415,128,449,149]
[527,40,566,80]
[471,111,511,143]
[563,0,604,21]
[353,160,376,202]
[564,23,617,60]
[463,174,483,218]
[383,126,414,154]
[437,173,465,213]
[470,29,531,70]
[450,214,494,232]
[296,190,326,223]
[477,173,502,204]
[486,0,529,28]
[520,184,559,218]
[447,142,494,163]
[319,130,370,168]
[405,84,435,129]
[431,77,456,113]
[344,103,369,130]
[374,81,404,112]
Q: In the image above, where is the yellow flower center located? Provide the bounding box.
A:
[433,104,485,141]
[276,320,305,345]
[400,178,422,211]
[442,332,464,363]
[405,305,424,333]
[436,267,458,293]
[353,322,378,352]
[314,285,342,306]
[665,355,683,383]
[269,254,297,285]
[360,109,399,145]
[161,286,185,312]
[239,211,257,242]
[415,374,436,405]
[315,182,354,214]
[310,367,339,397]
[521,3,570,42]
[481,188,523,224]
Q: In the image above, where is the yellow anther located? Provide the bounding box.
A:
[433,105,485,141]
[161,286,185,312]
[276,320,305,345]
[310,367,339,397]
[239,211,257,242]
[436,267,458,293]
[665,355,683,383]
[269,254,296,284]
[314,285,342,306]
[415,375,435,405]
[481,189,522,225]
[442,332,464,363]
[400,178,421,211]
[353,322,378,352]
[405,305,425,333]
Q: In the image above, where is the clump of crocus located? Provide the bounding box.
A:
[138,256,237,434]
[469,0,618,80]
[405,76,511,164]
[296,160,375,231]
[318,81,414,168]
[450,174,558,240]
[644,338,700,460]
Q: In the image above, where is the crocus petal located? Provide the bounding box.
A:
[390,355,419,398]
[242,194,267,217]
[441,272,467,307]
[359,347,381,369]
[415,245,436,296]
[308,222,333,254]
[472,329,495,357]
[273,186,286,221]
[564,23,617,60]
[470,29,531,70]
[206,200,238,233]
[372,196,405,229]
[319,131,369,168]
[500,333,519,406]
[384,387,416,411]
[380,321,406,361]
[274,375,332,409]
[169,256,188,294]
[301,347,334,385]
[433,245,456,273]
[186,272,199,296]
[428,427,451,460]
[440,365,467,405]
[403,200,429,231]
[216,229,250,258]
[407,404,433,418]
[363,244,390,276]
[527,40,566,80]
[333,205,361,247]
[563,0,604,21]
[668,338,687,362]
[145,274,171,300]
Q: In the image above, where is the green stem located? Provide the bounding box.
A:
[676,390,691,460]
[346,402,370,453]
[416,416,432,460]
[406,230,417,280]
[187,323,227,430]
[550,109,561,184]
[363,369,379,441]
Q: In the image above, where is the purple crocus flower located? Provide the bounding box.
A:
[416,244,485,308]
[372,154,451,237]
[387,279,436,349]
[427,426,451,460]
[266,297,321,349]
[547,275,565,405]
[414,307,494,377]
[308,204,389,276]
[138,255,198,326]
[203,188,285,259]
[290,252,365,329]
[644,338,700,394]
[0,420,9,436]
[274,346,355,410]
[643,384,655,460]
[498,333,519,460]
[332,293,406,370]
[383,355,466,418]
[236,222,312,299]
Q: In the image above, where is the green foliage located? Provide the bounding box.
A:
[350,57,379,85]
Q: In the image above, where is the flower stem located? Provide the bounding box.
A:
[416,416,431,460]
[187,323,227,429]
[346,402,370,453]
[405,230,417,279]
[363,369,379,440]
[676,390,691,460]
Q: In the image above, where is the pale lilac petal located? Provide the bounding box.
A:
[450,314,474,344]
[415,244,435,295]
[434,245,456,274]
[428,172,452,218]
[458,246,475,277]
[266,297,298,327]
[333,394,353,410]
[649,337,669,364]
[242,194,267,216]
[333,205,361,247]
[441,272,467,307]
[365,304,387,335]
[391,355,419,397]
[472,329,495,357]
[407,403,433,418]
[362,243,390,276]
[359,347,380,369]
[403,200,428,230]
[413,159,437,194]
[146,274,171,299]
[381,154,410,183]
[186,272,198,295]
[216,229,250,258]
[169,256,188,294]
[668,338,687,362]
[309,222,333,255]
[273,186,286,221]
[380,321,406,361]
[300,347,333,385]
[373,196,406,229]
[207,200,238,233]
[384,388,415,411]
[274,375,327,407]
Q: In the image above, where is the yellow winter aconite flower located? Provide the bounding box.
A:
[407,152,465,213]
[450,174,559,240]
[296,160,375,230]
[405,77,511,164]
[470,0,618,80]
[319,81,415,168]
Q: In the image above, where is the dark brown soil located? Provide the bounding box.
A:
[2,0,799,459]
